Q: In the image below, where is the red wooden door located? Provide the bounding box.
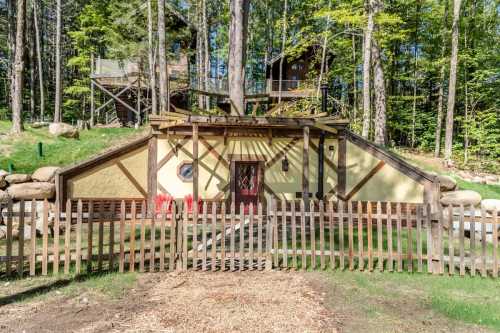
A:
[234,161,260,212]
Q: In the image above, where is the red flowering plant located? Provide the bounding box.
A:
[184,194,202,213]
[154,194,173,216]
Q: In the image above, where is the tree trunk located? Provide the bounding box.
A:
[157,0,170,114]
[28,4,35,121]
[352,33,358,121]
[196,0,205,109]
[277,0,288,105]
[361,0,374,139]
[434,0,448,157]
[202,0,210,109]
[444,0,462,164]
[316,0,332,98]
[228,0,250,116]
[33,0,45,121]
[7,0,15,112]
[371,38,387,146]
[11,0,26,134]
[147,0,157,115]
[411,1,421,148]
[54,0,62,123]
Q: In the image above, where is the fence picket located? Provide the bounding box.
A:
[17,200,25,277]
[458,204,465,276]
[75,199,83,274]
[159,202,166,272]
[493,208,498,278]
[230,202,236,271]
[281,200,287,269]
[64,199,72,274]
[329,200,335,270]
[192,205,198,270]
[357,201,364,271]
[310,200,316,269]
[176,203,183,271]
[470,204,476,277]
[257,203,263,270]
[425,204,432,274]
[367,201,373,271]
[6,200,13,276]
[396,203,403,272]
[272,199,278,268]
[319,200,325,270]
[348,201,354,271]
[202,201,208,271]
[169,202,176,272]
[98,201,104,271]
[42,199,49,275]
[87,201,94,273]
[480,206,487,277]
[291,201,297,269]
[407,204,413,273]
[438,205,445,275]
[240,202,245,271]
[221,202,226,271]
[387,202,393,272]
[377,201,383,272]
[183,203,188,271]
[300,200,306,270]
[249,203,255,269]
[339,200,345,270]
[416,205,422,273]
[30,199,37,276]
[109,201,115,271]
[447,205,454,275]
[129,201,136,272]
[211,202,217,271]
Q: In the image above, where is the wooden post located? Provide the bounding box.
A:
[337,129,347,199]
[302,126,310,204]
[147,136,158,211]
[193,124,199,203]
[90,53,95,127]
[431,205,443,274]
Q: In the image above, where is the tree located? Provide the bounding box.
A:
[54,0,62,122]
[361,0,374,138]
[157,0,170,115]
[228,0,250,116]
[434,0,448,158]
[371,39,386,146]
[277,0,288,105]
[147,0,157,115]
[11,0,26,134]
[443,0,462,165]
[33,0,45,121]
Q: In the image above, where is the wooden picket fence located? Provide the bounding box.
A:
[0,199,498,278]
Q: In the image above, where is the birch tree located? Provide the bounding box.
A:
[54,0,62,122]
[434,1,448,157]
[157,0,170,114]
[444,0,462,165]
[148,0,157,115]
[228,0,250,116]
[11,0,26,134]
[33,0,45,121]
[361,0,374,138]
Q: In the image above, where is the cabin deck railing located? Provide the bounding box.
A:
[1,199,498,278]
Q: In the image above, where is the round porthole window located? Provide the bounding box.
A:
[178,162,194,182]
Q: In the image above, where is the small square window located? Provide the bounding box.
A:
[178,162,194,182]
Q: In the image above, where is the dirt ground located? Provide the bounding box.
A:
[0,271,338,333]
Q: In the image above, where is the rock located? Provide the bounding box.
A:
[440,190,482,206]
[472,176,485,184]
[0,225,6,239]
[1,201,55,233]
[32,166,60,183]
[0,170,8,178]
[437,175,457,192]
[49,122,79,139]
[5,173,31,184]
[31,121,50,128]
[0,225,32,240]
[481,199,500,212]
[0,178,6,189]
[7,182,55,200]
[0,190,10,204]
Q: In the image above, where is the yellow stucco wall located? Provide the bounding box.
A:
[346,141,424,203]
[157,135,338,201]
[68,145,148,199]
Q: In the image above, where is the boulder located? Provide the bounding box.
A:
[481,199,500,212]
[7,182,55,200]
[0,225,6,240]
[437,175,457,192]
[5,173,31,184]
[1,200,56,233]
[440,190,482,206]
[0,177,6,189]
[49,122,79,139]
[32,166,60,183]
[0,169,8,178]
[0,189,10,204]
[31,121,50,129]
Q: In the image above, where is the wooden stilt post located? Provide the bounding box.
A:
[337,128,347,199]
[193,124,199,204]
[302,126,310,204]
[90,53,95,127]
[147,136,158,213]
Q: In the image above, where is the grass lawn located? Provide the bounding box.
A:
[316,269,500,332]
[0,120,146,174]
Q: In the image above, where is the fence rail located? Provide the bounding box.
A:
[0,199,498,278]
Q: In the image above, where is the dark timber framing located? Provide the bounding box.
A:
[302,126,310,203]
[192,124,199,204]
[147,136,158,210]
